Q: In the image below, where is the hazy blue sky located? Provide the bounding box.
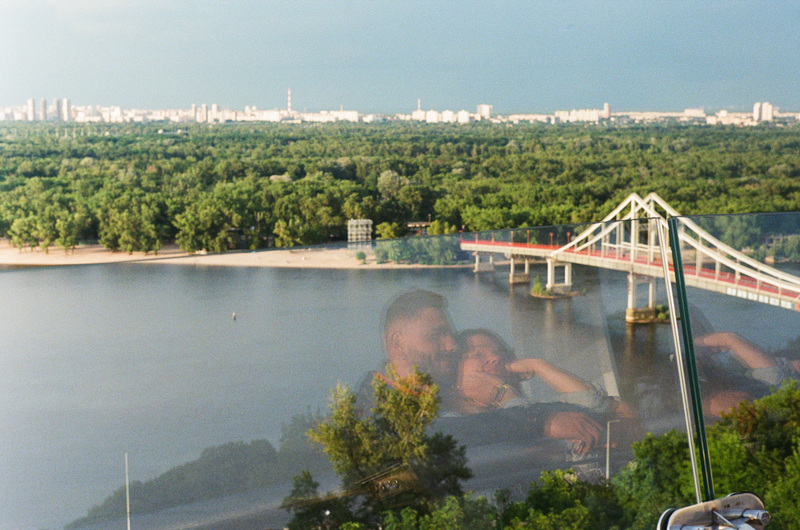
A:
[2,1,799,113]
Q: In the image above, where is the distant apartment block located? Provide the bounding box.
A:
[477,104,492,120]
[409,99,485,123]
[753,102,774,123]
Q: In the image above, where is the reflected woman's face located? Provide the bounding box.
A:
[461,334,504,377]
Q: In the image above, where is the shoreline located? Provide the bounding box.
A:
[0,240,471,270]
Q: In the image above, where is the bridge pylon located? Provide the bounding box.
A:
[509,258,531,284]
[473,252,495,273]
[546,258,572,292]
[626,273,659,323]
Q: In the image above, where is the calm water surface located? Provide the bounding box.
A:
[0,264,517,529]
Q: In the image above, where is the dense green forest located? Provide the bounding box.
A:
[1,121,800,254]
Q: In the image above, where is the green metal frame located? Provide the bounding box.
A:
[667,217,715,501]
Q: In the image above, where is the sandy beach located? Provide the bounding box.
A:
[0,239,463,269]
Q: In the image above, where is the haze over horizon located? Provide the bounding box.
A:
[3,1,800,114]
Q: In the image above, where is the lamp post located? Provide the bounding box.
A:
[125,452,131,530]
[606,419,620,479]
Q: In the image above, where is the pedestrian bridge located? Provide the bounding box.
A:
[461,192,800,316]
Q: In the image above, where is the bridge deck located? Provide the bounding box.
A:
[461,239,800,311]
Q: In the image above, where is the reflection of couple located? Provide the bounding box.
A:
[369,289,630,455]
[452,329,614,415]
[696,331,800,417]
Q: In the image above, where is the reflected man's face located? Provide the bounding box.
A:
[388,307,457,381]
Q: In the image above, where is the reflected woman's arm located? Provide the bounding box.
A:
[697,332,775,369]
[697,331,799,387]
[505,357,592,394]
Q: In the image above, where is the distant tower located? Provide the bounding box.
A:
[287,88,292,113]
[26,98,35,121]
[602,102,611,119]
[412,99,425,121]
[39,98,47,121]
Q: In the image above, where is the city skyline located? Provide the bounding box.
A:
[3,91,796,115]
[3,1,800,114]
[2,93,791,128]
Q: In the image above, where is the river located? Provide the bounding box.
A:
[1,260,798,529]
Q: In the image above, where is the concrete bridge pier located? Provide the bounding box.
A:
[625,273,658,323]
[473,252,495,273]
[546,258,572,292]
[509,258,531,284]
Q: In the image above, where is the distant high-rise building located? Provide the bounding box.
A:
[602,102,611,119]
[753,102,762,122]
[753,102,774,123]
[26,98,35,121]
[60,98,71,121]
[477,104,492,120]
[199,103,208,122]
[39,98,47,121]
[287,88,292,112]
[762,102,774,122]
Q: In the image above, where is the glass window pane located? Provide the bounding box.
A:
[672,211,800,499]
[2,218,697,529]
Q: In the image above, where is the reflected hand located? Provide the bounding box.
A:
[459,371,519,409]
[505,358,543,378]
[543,411,601,454]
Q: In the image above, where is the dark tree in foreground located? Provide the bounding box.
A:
[283,369,472,528]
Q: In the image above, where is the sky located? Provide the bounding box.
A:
[2,0,799,114]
